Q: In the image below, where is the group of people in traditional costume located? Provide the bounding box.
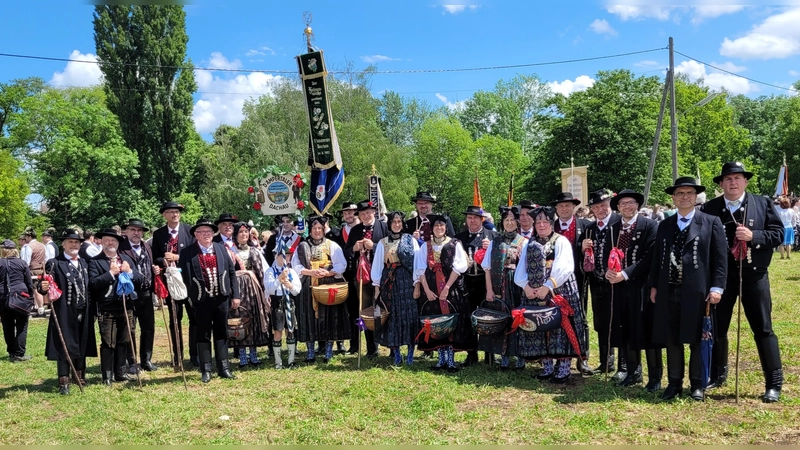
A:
[2,161,784,404]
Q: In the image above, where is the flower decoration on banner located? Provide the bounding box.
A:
[246,165,309,234]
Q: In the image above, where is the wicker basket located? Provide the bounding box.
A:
[311,283,349,306]
[360,303,390,331]
[418,314,459,341]
[471,300,511,336]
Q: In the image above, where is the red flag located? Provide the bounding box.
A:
[473,170,483,208]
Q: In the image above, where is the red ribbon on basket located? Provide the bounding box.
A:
[509,308,526,332]
[415,318,432,343]
[153,274,169,299]
[327,287,339,305]
[608,247,624,272]
[550,294,582,356]
[43,274,62,300]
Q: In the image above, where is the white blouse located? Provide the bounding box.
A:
[412,238,468,284]
[290,239,347,278]
[513,234,575,292]
[371,237,420,287]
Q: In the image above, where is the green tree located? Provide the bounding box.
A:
[458,90,523,143]
[534,70,670,204]
[0,77,46,157]
[0,149,29,238]
[93,5,197,201]
[494,74,557,153]
[378,91,435,147]
[11,87,140,230]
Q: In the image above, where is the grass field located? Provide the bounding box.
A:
[1,259,798,444]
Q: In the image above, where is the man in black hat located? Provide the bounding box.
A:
[42,229,59,260]
[606,189,662,390]
[404,191,455,242]
[88,228,143,386]
[581,188,624,378]
[344,200,389,357]
[551,192,594,375]
[701,162,784,403]
[648,177,727,401]
[151,200,197,368]
[264,215,301,267]
[120,219,160,372]
[454,205,496,366]
[39,229,97,394]
[179,218,241,383]
[212,213,239,252]
[518,200,537,239]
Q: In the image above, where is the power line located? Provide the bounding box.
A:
[674,50,798,93]
[0,47,666,75]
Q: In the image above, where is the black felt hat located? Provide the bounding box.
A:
[159,201,185,214]
[462,205,485,217]
[610,189,644,210]
[214,213,238,225]
[356,200,376,212]
[190,218,218,234]
[58,228,85,242]
[340,202,358,212]
[713,161,754,184]
[95,228,123,242]
[586,189,614,207]
[122,218,147,230]
[549,192,581,206]
[411,191,437,203]
[665,176,706,195]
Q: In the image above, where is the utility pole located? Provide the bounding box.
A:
[669,37,678,182]
[644,70,671,206]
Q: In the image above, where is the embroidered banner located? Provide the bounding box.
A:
[297,50,342,170]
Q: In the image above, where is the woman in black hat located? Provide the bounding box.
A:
[291,215,350,363]
[228,222,271,368]
[514,206,588,383]
[371,211,420,366]
[413,215,471,371]
[480,206,526,370]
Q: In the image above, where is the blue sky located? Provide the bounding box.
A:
[2,1,799,137]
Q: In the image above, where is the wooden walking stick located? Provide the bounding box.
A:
[121,294,143,388]
[732,205,747,404]
[358,278,363,369]
[157,296,175,371]
[49,304,84,394]
[606,224,617,383]
[168,298,188,390]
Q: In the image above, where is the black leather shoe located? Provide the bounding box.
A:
[619,372,643,387]
[113,372,133,382]
[461,353,479,367]
[218,369,236,379]
[536,372,554,381]
[706,377,726,390]
[346,348,358,355]
[287,362,297,370]
[304,357,316,363]
[446,365,460,373]
[551,374,570,384]
[577,360,598,376]
[645,379,662,392]
[763,388,781,403]
[660,385,683,400]
[689,388,705,401]
[140,360,158,371]
[103,378,112,386]
[201,371,212,383]
[429,365,444,371]
[611,370,628,383]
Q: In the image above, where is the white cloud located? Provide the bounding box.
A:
[208,51,242,70]
[435,93,464,111]
[192,53,280,134]
[634,60,661,68]
[675,60,755,95]
[547,75,595,96]
[710,61,746,73]
[441,4,479,14]
[360,54,399,63]
[49,50,103,87]
[589,19,618,36]
[245,46,276,57]
[606,3,744,23]
[720,7,800,60]
[606,4,672,21]
[790,70,800,77]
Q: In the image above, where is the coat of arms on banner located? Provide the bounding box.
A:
[307,58,318,73]
[248,167,308,217]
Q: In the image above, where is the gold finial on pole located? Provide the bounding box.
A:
[371,164,378,176]
[303,11,314,50]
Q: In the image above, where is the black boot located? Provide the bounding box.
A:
[461,350,479,367]
[140,351,158,371]
[763,369,783,403]
[644,349,663,392]
[189,323,199,367]
[611,348,628,383]
[103,371,113,386]
[198,342,213,383]
[114,347,134,381]
[214,340,236,379]
[619,348,642,386]
[661,345,685,400]
[706,339,728,389]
